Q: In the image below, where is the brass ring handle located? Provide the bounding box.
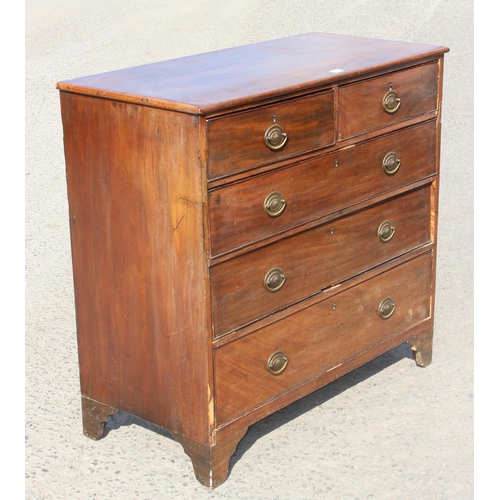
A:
[378,220,396,243]
[378,297,396,319]
[382,151,401,175]
[267,351,289,375]
[264,191,287,217]
[264,267,287,293]
[382,89,401,114]
[264,123,288,151]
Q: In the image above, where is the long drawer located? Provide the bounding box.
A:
[209,120,436,256]
[207,91,335,180]
[214,251,432,424]
[211,185,431,337]
[338,62,438,140]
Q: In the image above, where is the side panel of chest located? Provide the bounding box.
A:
[60,92,213,443]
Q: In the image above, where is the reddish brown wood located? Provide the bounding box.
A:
[211,185,431,336]
[213,243,434,350]
[56,33,447,115]
[58,34,447,488]
[209,120,437,256]
[214,252,432,424]
[214,315,435,442]
[171,428,248,488]
[61,93,213,444]
[338,62,439,141]
[208,111,439,190]
[207,91,335,179]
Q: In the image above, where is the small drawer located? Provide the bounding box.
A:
[206,91,335,180]
[214,251,432,424]
[209,120,436,256]
[338,62,438,140]
[211,185,431,337]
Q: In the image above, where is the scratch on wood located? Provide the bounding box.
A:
[174,215,185,231]
[179,196,199,207]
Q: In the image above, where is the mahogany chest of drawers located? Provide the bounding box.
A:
[57,33,448,488]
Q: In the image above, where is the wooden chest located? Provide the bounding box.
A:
[57,33,448,487]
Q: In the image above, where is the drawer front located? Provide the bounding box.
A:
[209,120,436,256]
[214,252,432,424]
[207,91,335,180]
[211,186,431,337]
[338,63,438,140]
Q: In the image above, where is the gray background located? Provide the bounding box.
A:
[26,1,474,498]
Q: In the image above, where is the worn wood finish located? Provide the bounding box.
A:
[407,329,434,367]
[58,34,447,487]
[214,315,436,442]
[57,33,446,115]
[171,428,248,488]
[214,252,432,424]
[213,244,434,350]
[81,396,118,440]
[61,93,213,444]
[211,185,431,336]
[338,62,438,141]
[207,91,335,179]
[209,120,436,256]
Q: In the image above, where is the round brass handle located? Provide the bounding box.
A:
[267,351,289,375]
[264,191,287,217]
[382,89,401,114]
[378,297,396,319]
[264,123,288,151]
[378,220,396,243]
[264,267,287,293]
[382,151,401,175]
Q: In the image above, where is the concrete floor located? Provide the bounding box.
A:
[25,1,474,498]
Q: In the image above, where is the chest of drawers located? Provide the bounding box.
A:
[57,33,448,488]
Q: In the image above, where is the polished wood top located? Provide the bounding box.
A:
[57,33,448,114]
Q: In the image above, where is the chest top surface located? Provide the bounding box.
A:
[56,32,448,114]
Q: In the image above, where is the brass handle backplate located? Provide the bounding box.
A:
[382,151,401,175]
[378,297,396,319]
[264,123,288,151]
[264,267,287,292]
[382,89,401,114]
[264,191,287,217]
[267,351,289,375]
[378,220,396,243]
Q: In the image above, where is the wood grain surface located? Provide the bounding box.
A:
[211,185,431,336]
[61,92,213,443]
[57,33,447,488]
[338,62,438,140]
[57,33,447,114]
[207,90,335,179]
[214,252,432,424]
[209,120,437,256]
